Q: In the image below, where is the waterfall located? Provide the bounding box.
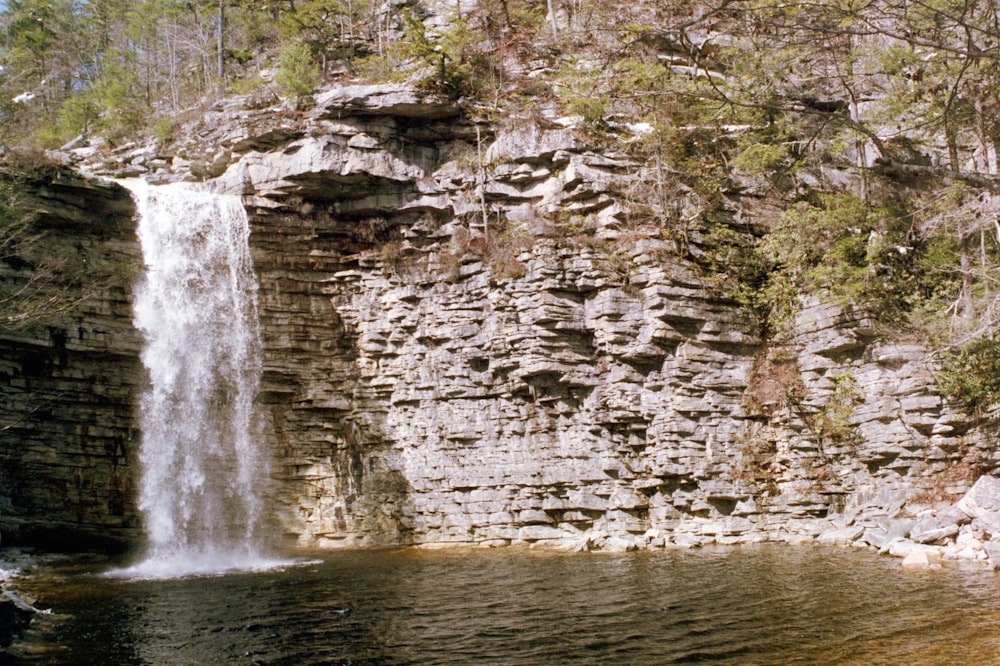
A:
[116,180,277,578]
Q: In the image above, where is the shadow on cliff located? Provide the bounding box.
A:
[0,168,142,554]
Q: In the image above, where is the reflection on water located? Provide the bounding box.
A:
[12,544,1000,664]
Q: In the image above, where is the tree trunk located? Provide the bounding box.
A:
[546,0,558,38]
[946,121,960,171]
[217,0,225,81]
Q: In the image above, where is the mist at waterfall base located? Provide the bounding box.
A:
[14,545,1000,664]
[114,180,290,579]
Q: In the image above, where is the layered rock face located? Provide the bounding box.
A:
[163,83,992,550]
[10,81,995,554]
[0,170,141,549]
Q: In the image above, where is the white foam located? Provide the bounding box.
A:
[105,550,311,580]
[120,180,272,578]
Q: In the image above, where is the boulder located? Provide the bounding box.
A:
[901,549,935,569]
[884,538,943,559]
[956,475,1000,537]
[602,535,639,552]
[908,506,968,544]
[817,525,865,545]
[984,542,1000,570]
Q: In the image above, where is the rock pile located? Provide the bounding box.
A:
[890,475,1000,569]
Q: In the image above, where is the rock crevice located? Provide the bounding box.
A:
[4,82,996,555]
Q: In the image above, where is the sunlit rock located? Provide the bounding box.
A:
[4,80,999,555]
[908,507,968,544]
[957,476,1000,536]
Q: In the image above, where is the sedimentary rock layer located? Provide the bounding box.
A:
[0,170,141,549]
[5,81,996,555]
[197,83,993,551]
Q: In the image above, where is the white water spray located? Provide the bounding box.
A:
[115,180,280,579]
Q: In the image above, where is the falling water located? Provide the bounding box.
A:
[116,180,278,578]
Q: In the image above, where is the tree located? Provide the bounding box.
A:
[278,0,374,73]
[274,41,320,108]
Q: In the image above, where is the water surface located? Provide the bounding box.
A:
[11,544,1000,664]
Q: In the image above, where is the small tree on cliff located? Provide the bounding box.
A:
[274,42,320,109]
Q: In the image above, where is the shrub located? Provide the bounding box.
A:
[275,43,321,108]
[153,117,176,144]
[937,337,1000,413]
[807,371,861,446]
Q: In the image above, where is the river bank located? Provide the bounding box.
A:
[0,549,52,659]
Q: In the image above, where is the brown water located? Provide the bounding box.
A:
[7,544,1000,665]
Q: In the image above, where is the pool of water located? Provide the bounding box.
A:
[7,544,1000,664]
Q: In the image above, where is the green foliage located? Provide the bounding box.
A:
[390,8,496,99]
[937,337,1000,413]
[352,54,404,82]
[91,55,147,137]
[762,193,916,311]
[702,218,797,336]
[702,191,920,337]
[808,371,861,446]
[732,143,790,174]
[278,0,374,70]
[153,116,176,144]
[275,42,320,108]
[47,95,100,146]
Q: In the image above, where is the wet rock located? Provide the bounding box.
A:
[0,168,142,548]
[0,589,44,648]
[901,549,936,569]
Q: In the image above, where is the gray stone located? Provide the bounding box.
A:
[901,550,933,569]
[908,506,968,544]
[817,525,864,545]
[313,83,460,120]
[957,476,1000,533]
[984,542,1000,570]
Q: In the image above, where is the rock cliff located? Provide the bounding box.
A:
[96,81,996,553]
[0,167,141,549]
[5,80,998,556]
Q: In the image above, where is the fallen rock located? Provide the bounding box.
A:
[901,549,935,569]
[602,535,638,552]
[956,475,1000,537]
[985,542,1000,570]
[817,525,865,545]
[956,475,1000,518]
[908,506,968,544]
[884,538,943,560]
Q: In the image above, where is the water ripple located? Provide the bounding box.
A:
[11,545,1000,665]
